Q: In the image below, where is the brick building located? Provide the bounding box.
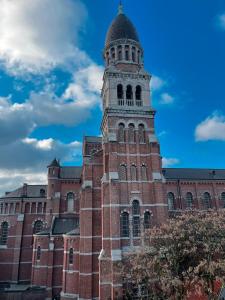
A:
[1,4,225,300]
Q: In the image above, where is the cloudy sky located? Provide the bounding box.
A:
[0,0,224,195]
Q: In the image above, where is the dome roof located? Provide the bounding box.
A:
[105,12,140,47]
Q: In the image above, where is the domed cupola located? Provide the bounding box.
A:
[104,2,143,68]
[105,9,140,47]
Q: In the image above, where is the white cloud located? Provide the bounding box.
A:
[0,0,88,74]
[160,93,175,105]
[158,130,167,137]
[0,137,82,170]
[151,75,166,91]
[0,169,47,197]
[0,62,104,145]
[217,13,225,30]
[195,113,225,141]
[162,157,180,167]
[0,136,82,196]
[64,64,104,106]
[23,138,54,151]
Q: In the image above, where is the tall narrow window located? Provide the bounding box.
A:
[0,203,3,214]
[117,84,123,99]
[131,165,137,181]
[136,85,142,106]
[167,192,175,211]
[118,123,125,143]
[25,203,30,213]
[126,85,133,100]
[121,212,129,237]
[33,220,43,234]
[144,212,151,229]
[37,246,41,261]
[118,45,122,60]
[9,203,14,214]
[137,50,140,64]
[0,222,8,245]
[69,248,74,264]
[111,47,115,60]
[186,192,193,209]
[125,45,129,60]
[222,192,225,208]
[132,47,136,62]
[203,192,212,209]
[67,192,74,212]
[119,165,127,181]
[106,52,110,65]
[138,124,145,143]
[141,165,148,181]
[128,124,135,143]
[132,200,140,237]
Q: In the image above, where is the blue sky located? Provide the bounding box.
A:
[0,0,225,195]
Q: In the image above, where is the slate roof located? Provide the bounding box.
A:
[52,217,79,235]
[84,136,102,143]
[105,13,139,47]
[60,166,82,179]
[2,185,47,199]
[163,168,225,181]
[66,228,80,236]
[48,158,60,167]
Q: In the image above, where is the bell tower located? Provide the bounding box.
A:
[99,3,167,299]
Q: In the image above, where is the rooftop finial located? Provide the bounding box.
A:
[118,1,123,15]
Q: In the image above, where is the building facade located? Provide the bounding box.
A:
[1,4,225,300]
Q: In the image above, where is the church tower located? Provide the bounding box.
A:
[99,3,167,299]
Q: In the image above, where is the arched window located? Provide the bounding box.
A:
[167,192,175,211]
[132,200,140,237]
[144,212,151,229]
[141,165,148,181]
[40,189,45,197]
[221,192,225,208]
[67,192,74,212]
[136,86,142,106]
[0,222,9,245]
[33,220,43,234]
[128,124,135,143]
[117,84,123,99]
[131,165,137,181]
[118,123,125,143]
[203,192,212,209]
[69,248,73,265]
[0,203,3,214]
[37,246,41,261]
[121,212,129,237]
[132,200,140,215]
[138,124,145,143]
[126,85,133,100]
[186,192,193,209]
[119,165,127,181]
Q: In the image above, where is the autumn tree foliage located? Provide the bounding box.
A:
[122,211,225,300]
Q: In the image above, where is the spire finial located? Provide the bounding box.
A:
[118,1,123,15]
